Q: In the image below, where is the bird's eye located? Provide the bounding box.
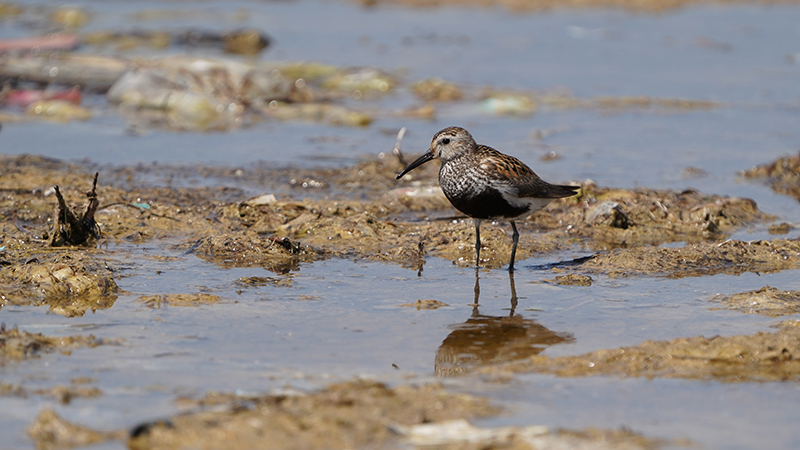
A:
[441,138,451,145]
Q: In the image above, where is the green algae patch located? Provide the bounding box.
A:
[483,323,800,382]
[576,238,800,278]
[711,286,800,317]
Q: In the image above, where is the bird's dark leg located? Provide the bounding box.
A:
[508,270,517,315]
[472,267,481,311]
[508,220,519,273]
[473,219,482,268]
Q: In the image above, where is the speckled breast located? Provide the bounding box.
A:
[438,161,530,220]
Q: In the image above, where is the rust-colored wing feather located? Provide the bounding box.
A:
[478,145,578,199]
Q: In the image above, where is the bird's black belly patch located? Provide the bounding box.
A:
[447,187,529,220]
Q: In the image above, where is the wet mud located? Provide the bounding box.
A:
[0,250,118,316]
[127,380,498,450]
[25,379,675,450]
[577,238,800,278]
[742,152,800,203]
[140,160,772,270]
[483,321,800,382]
[711,286,800,317]
[0,151,793,449]
[27,408,125,450]
[2,153,771,277]
[0,325,113,362]
[543,273,593,286]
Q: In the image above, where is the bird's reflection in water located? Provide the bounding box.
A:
[435,271,574,377]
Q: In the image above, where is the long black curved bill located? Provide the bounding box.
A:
[396,150,435,179]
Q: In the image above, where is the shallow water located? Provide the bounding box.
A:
[3,0,800,449]
[3,241,800,448]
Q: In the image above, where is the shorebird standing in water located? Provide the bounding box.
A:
[396,126,578,272]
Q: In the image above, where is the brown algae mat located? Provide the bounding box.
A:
[481,321,800,382]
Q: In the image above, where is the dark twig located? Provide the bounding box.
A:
[49,172,102,247]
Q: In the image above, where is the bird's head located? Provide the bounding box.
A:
[396,127,476,179]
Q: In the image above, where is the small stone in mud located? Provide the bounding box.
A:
[585,200,632,229]
[244,193,277,206]
[711,286,800,317]
[539,150,561,162]
[399,299,449,309]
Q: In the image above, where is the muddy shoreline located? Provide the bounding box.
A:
[2,151,799,449]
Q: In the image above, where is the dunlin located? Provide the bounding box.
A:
[396,126,578,272]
